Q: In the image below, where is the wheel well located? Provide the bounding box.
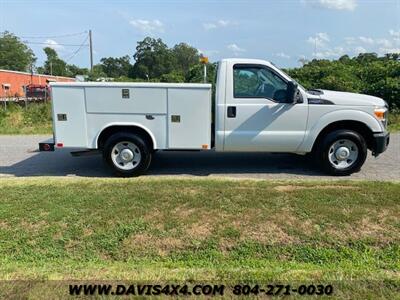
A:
[312,120,374,152]
[97,125,154,150]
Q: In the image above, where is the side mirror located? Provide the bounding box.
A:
[286,81,298,104]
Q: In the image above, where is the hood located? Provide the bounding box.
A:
[308,89,386,107]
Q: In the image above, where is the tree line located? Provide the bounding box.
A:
[0,31,399,109]
[0,31,214,83]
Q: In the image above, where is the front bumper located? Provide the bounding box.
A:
[371,132,390,156]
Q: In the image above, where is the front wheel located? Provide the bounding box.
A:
[317,130,367,176]
[103,132,152,177]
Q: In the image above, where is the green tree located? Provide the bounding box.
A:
[172,43,200,78]
[160,71,185,83]
[100,55,132,78]
[87,64,107,81]
[67,64,89,77]
[130,37,174,79]
[43,47,68,76]
[0,31,36,71]
[186,63,217,84]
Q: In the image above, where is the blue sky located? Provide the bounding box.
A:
[1,0,399,69]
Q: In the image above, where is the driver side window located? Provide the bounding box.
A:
[233,65,288,103]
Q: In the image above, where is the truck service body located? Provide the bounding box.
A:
[40,58,390,176]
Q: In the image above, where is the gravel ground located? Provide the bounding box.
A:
[0,134,398,180]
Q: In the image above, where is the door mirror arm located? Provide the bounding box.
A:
[296,92,304,104]
[286,81,298,104]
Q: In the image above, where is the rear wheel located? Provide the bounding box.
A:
[103,132,152,177]
[317,129,367,176]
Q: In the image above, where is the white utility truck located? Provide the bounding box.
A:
[40,58,390,176]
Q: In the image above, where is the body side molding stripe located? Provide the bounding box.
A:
[308,98,335,105]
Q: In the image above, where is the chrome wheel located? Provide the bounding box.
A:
[328,139,359,169]
[111,141,141,170]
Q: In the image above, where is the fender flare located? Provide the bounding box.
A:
[298,109,382,152]
[94,122,158,149]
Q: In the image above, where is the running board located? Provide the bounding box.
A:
[70,150,101,157]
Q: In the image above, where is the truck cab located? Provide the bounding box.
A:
[215,59,389,174]
[215,59,309,152]
[40,58,390,177]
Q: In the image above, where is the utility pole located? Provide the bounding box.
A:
[89,30,93,72]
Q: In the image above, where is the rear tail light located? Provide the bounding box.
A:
[39,142,55,151]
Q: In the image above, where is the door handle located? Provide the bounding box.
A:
[227,106,236,118]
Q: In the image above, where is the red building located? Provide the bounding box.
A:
[0,69,75,98]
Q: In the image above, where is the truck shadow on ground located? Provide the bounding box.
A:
[0,149,325,177]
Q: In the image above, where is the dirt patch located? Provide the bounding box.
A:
[172,206,197,219]
[355,216,399,241]
[57,222,68,229]
[143,209,164,222]
[145,206,199,223]
[377,209,400,225]
[123,233,184,256]
[173,207,227,227]
[274,185,300,192]
[0,221,10,229]
[52,231,63,240]
[274,185,359,192]
[186,222,212,239]
[240,220,297,244]
[325,215,399,243]
[65,239,80,251]
[226,209,315,245]
[271,210,315,236]
[219,238,237,253]
[180,187,203,196]
[144,207,224,236]
[83,228,93,237]
[19,220,48,232]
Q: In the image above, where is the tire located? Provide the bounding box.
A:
[316,129,367,176]
[103,132,152,177]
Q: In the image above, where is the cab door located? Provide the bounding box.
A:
[223,63,308,152]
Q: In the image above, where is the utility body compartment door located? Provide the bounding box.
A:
[52,87,88,147]
[167,88,211,149]
[85,87,167,114]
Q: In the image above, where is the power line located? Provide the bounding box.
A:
[23,41,89,47]
[64,35,90,63]
[19,30,93,68]
[19,31,88,39]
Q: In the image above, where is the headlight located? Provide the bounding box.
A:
[374,107,388,128]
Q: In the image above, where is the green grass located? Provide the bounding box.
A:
[0,178,398,298]
[0,102,52,134]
